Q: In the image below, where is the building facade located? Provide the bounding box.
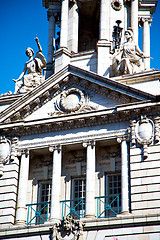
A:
[0,0,159,239]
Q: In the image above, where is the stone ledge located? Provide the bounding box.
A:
[0,214,160,238]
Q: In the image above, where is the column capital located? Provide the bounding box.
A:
[49,145,61,153]
[117,135,128,143]
[139,17,152,26]
[82,140,95,148]
[20,149,29,157]
[47,10,57,20]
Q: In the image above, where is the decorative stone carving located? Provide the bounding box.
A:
[49,88,98,116]
[131,116,154,159]
[50,215,84,240]
[154,117,160,144]
[113,28,148,76]
[111,0,122,11]
[135,117,153,144]
[12,36,46,93]
[0,137,11,177]
[10,137,19,162]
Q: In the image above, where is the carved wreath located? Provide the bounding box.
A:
[60,88,85,112]
[49,88,98,116]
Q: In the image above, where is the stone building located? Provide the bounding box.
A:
[0,0,159,239]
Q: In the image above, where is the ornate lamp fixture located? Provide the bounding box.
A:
[113,20,123,50]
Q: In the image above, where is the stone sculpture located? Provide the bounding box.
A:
[51,215,84,240]
[12,36,46,93]
[113,28,148,76]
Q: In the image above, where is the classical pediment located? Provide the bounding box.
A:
[0,65,156,136]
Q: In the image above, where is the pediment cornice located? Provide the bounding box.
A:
[0,65,156,127]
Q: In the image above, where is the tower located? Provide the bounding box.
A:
[43,0,157,78]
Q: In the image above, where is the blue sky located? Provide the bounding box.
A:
[0,0,160,95]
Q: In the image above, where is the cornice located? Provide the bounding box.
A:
[111,69,160,85]
[1,99,160,137]
[0,93,24,105]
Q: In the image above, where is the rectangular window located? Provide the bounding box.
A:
[37,181,52,223]
[105,173,121,216]
[71,177,86,218]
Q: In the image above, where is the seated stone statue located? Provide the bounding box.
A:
[12,36,46,93]
[113,28,147,76]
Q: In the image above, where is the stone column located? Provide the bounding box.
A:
[83,140,96,218]
[131,0,138,45]
[46,10,56,79]
[143,18,152,70]
[60,0,69,48]
[16,150,29,224]
[49,145,62,221]
[120,139,129,214]
[97,0,111,77]
[99,0,109,40]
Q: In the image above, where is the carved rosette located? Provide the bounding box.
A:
[111,0,122,11]
[130,116,156,159]
[49,88,98,116]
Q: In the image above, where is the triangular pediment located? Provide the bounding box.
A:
[0,65,155,125]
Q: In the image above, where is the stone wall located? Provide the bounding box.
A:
[130,144,160,215]
[0,159,19,225]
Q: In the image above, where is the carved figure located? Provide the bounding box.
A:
[113,28,147,75]
[12,37,46,93]
[51,215,84,240]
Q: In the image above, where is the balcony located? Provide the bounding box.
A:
[26,195,120,225]
[26,202,50,226]
[95,194,120,218]
[60,198,85,219]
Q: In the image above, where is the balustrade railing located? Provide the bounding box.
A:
[95,195,120,218]
[60,198,84,219]
[26,202,50,226]
[26,195,120,225]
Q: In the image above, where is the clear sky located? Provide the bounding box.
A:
[0,0,160,95]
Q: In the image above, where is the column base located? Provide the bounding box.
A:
[15,220,26,225]
[48,218,61,224]
[117,211,131,216]
[84,215,96,219]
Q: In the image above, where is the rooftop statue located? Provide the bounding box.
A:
[113,28,148,76]
[12,36,46,93]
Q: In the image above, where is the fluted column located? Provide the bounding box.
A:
[83,140,96,218]
[143,18,152,70]
[100,0,109,40]
[60,0,69,48]
[131,0,138,45]
[49,145,62,221]
[120,139,129,214]
[16,150,29,224]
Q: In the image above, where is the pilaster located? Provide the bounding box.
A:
[131,0,138,45]
[60,0,69,48]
